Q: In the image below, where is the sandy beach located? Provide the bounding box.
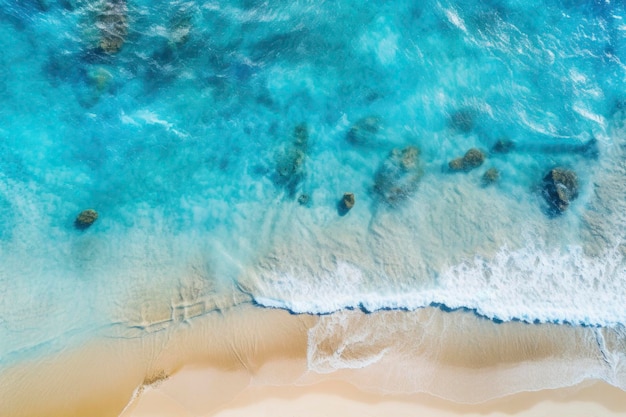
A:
[128,377,626,417]
[121,306,626,417]
[5,303,623,417]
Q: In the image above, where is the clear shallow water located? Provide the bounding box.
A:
[1,0,626,393]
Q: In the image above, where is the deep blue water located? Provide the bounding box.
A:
[1,0,626,373]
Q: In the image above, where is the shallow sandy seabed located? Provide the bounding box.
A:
[3,304,626,417]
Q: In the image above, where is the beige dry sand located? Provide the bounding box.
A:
[3,304,626,417]
[127,376,626,417]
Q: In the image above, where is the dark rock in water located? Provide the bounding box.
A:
[297,193,310,206]
[346,116,382,145]
[448,148,485,172]
[542,168,579,213]
[75,209,98,229]
[463,148,485,168]
[374,146,423,205]
[338,193,355,216]
[342,193,355,210]
[449,109,475,133]
[98,0,128,54]
[481,167,500,185]
[491,138,515,154]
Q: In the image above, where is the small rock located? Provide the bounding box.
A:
[342,193,355,210]
[492,138,515,154]
[297,193,310,206]
[482,167,500,185]
[542,167,579,213]
[463,148,485,169]
[75,209,98,229]
[448,157,465,171]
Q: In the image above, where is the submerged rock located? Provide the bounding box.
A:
[293,122,309,150]
[449,109,475,133]
[491,138,515,154]
[481,167,500,185]
[168,4,195,46]
[273,123,310,197]
[88,67,113,92]
[448,148,486,172]
[275,147,305,180]
[97,0,128,54]
[297,193,310,206]
[75,209,98,229]
[374,146,423,205]
[542,168,579,213]
[346,116,382,145]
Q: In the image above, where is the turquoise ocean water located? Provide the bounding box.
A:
[2,0,626,400]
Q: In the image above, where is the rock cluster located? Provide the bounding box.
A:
[273,114,589,217]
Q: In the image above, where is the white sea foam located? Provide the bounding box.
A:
[251,242,626,325]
